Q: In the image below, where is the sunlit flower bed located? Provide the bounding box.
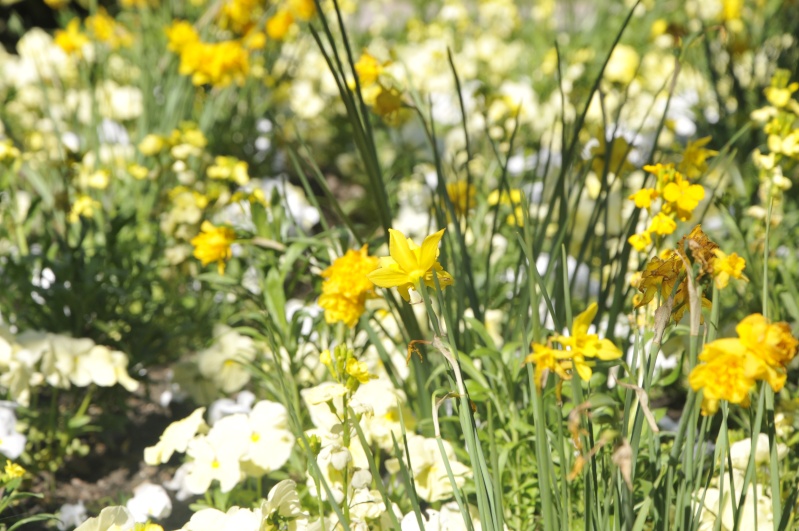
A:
[0,0,798,529]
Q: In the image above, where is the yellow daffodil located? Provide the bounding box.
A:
[54,18,89,57]
[551,303,622,381]
[190,221,236,274]
[367,228,453,302]
[711,249,747,289]
[524,343,571,389]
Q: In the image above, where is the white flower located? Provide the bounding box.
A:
[183,414,249,494]
[57,501,87,531]
[729,434,788,471]
[207,390,256,425]
[240,401,294,476]
[197,325,257,394]
[0,402,26,459]
[181,506,260,531]
[74,506,135,531]
[125,482,172,522]
[387,435,470,502]
[144,407,208,466]
[349,378,410,451]
[260,479,308,531]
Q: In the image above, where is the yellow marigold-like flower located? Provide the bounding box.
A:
[354,51,384,86]
[266,9,294,40]
[690,314,798,414]
[678,136,718,179]
[368,228,453,302]
[689,351,754,415]
[524,343,571,389]
[628,188,658,209]
[4,460,25,480]
[711,249,747,289]
[345,358,375,384]
[165,20,199,53]
[190,221,236,274]
[648,212,677,236]
[318,245,379,327]
[54,19,90,57]
[551,303,622,381]
[662,176,705,221]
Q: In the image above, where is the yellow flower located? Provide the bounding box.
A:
[648,212,677,236]
[487,188,525,226]
[54,19,90,57]
[179,40,250,87]
[524,343,571,389]
[318,245,379,327]
[678,136,718,179]
[86,9,132,48]
[372,85,406,125]
[627,231,652,252]
[662,176,705,221]
[190,221,236,274]
[345,358,375,384]
[68,195,101,223]
[711,249,747,289]
[165,20,199,53]
[445,181,476,216]
[138,134,166,155]
[736,314,798,375]
[266,9,294,40]
[354,51,384,86]
[287,0,316,21]
[628,188,658,209]
[551,303,622,381]
[4,460,25,479]
[367,228,453,302]
[689,351,754,415]
[207,156,249,185]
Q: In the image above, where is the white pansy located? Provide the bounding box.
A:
[349,378,411,451]
[240,400,294,476]
[183,414,249,494]
[197,325,257,395]
[387,435,470,502]
[729,434,788,470]
[260,479,308,531]
[144,407,208,466]
[181,506,260,531]
[125,482,172,522]
[74,506,135,531]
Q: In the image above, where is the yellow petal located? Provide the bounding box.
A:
[573,303,598,337]
[419,228,446,272]
[367,267,411,288]
[388,228,417,274]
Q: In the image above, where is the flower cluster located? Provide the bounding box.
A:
[627,138,716,251]
[0,329,139,407]
[525,302,622,387]
[318,246,380,328]
[632,225,747,321]
[145,401,294,495]
[689,314,799,415]
[166,22,250,88]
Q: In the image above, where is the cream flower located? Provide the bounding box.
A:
[387,435,469,502]
[144,408,208,466]
[183,414,250,494]
[260,480,308,531]
[74,506,135,531]
[240,401,295,476]
[197,324,258,394]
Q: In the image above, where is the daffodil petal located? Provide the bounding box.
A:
[388,228,418,274]
[367,268,412,288]
[573,303,598,337]
[419,228,446,272]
